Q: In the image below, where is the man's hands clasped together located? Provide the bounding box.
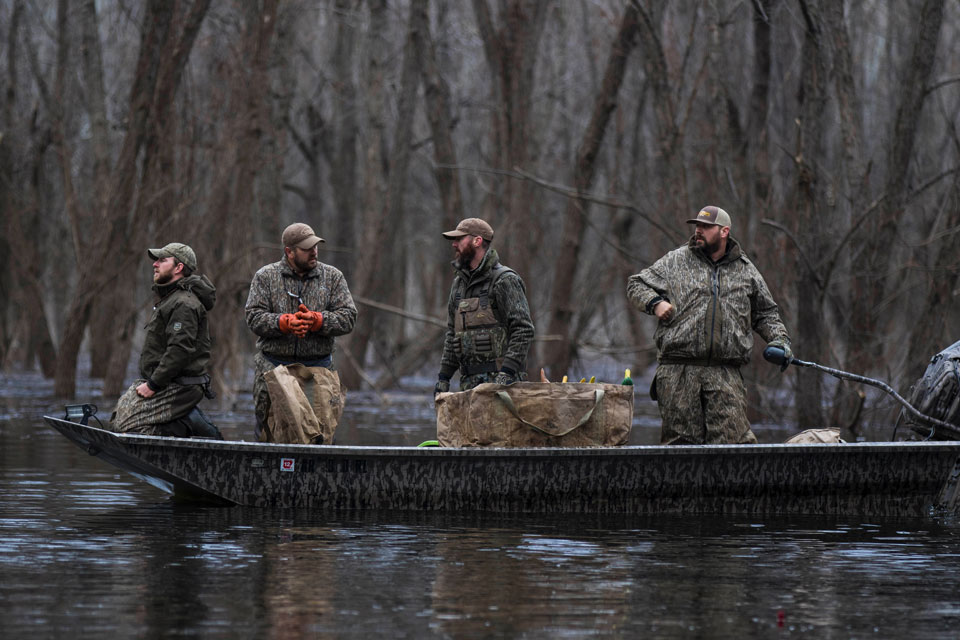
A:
[278,304,324,338]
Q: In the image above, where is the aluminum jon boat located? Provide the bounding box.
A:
[43,414,960,517]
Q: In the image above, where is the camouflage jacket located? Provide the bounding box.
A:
[141,274,216,391]
[439,248,534,378]
[626,236,789,366]
[245,258,357,360]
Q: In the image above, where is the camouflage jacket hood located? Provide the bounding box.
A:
[626,236,789,366]
[140,273,216,390]
[439,248,535,378]
[244,257,357,360]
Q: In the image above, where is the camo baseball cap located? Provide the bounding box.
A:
[442,218,494,241]
[148,242,197,271]
[686,206,732,228]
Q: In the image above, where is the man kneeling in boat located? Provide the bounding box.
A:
[627,206,792,445]
[434,218,535,395]
[245,223,357,443]
[111,243,221,438]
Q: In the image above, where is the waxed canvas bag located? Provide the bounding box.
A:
[263,364,345,444]
[435,382,634,447]
[784,428,844,444]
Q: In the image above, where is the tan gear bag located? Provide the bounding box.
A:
[436,382,633,447]
[783,428,844,444]
[263,364,345,444]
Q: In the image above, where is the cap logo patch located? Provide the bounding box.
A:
[698,210,711,217]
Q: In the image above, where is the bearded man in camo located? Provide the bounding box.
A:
[111,242,219,438]
[245,223,357,440]
[627,206,792,445]
[434,218,535,395]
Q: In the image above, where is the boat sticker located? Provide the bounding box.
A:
[280,457,296,472]
[251,458,264,468]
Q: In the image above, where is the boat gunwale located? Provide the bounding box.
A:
[42,415,960,458]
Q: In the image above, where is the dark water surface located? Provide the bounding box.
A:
[3,371,960,638]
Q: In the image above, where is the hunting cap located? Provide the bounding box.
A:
[282,222,325,250]
[442,217,494,242]
[148,242,197,271]
[686,206,731,228]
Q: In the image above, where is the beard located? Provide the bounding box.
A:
[292,252,317,273]
[695,234,722,256]
[154,267,175,285]
[456,242,477,266]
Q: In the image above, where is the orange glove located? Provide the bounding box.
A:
[278,313,309,336]
[295,303,324,332]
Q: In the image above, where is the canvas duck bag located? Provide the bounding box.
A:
[435,382,634,447]
[263,364,345,444]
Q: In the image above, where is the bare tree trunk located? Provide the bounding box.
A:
[848,0,944,374]
[80,0,116,378]
[471,0,550,281]
[204,0,280,402]
[821,0,868,427]
[340,0,419,389]
[328,0,360,281]
[411,0,464,229]
[54,0,211,398]
[0,0,58,376]
[790,0,829,429]
[635,3,686,217]
[410,0,465,331]
[542,1,640,379]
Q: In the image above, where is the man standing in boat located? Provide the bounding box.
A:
[626,206,792,445]
[245,223,357,441]
[111,242,220,438]
[434,217,535,395]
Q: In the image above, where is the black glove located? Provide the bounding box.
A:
[493,370,517,386]
[766,338,793,371]
[434,378,450,397]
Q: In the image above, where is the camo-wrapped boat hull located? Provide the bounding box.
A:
[44,416,960,516]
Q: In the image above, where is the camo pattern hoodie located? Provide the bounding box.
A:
[626,236,789,366]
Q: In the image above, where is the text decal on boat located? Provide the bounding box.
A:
[280,458,296,472]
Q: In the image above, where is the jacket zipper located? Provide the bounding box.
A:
[707,264,720,366]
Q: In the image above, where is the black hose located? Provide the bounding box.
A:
[762,346,957,439]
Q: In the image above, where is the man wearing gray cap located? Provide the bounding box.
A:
[245,222,357,440]
[627,206,792,445]
[435,217,535,395]
[111,242,221,438]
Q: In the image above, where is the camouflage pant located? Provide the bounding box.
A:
[653,364,758,445]
[110,380,203,436]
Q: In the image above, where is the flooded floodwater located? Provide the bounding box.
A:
[3,370,960,638]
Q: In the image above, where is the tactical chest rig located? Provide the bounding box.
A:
[453,264,513,377]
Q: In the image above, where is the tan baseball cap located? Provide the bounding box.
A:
[148,242,197,271]
[282,223,325,249]
[442,217,494,242]
[687,206,731,227]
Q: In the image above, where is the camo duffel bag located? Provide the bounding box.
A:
[435,382,634,448]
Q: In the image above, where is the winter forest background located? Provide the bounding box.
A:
[2,0,959,432]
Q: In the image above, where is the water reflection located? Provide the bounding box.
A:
[3,374,960,637]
